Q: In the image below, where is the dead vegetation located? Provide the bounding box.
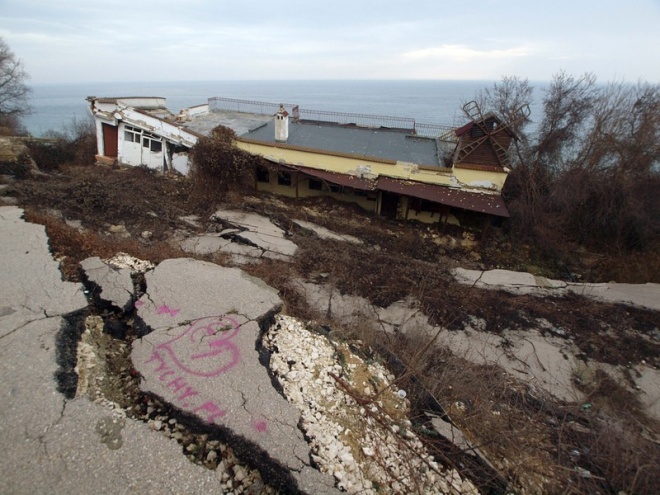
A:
[3,85,659,493]
[479,75,660,284]
[5,163,660,493]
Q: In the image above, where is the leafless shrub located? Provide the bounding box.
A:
[482,74,660,280]
[188,125,260,207]
[24,116,97,171]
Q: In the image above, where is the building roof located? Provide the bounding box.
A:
[242,120,441,167]
[270,162,510,217]
[454,113,518,139]
[377,177,510,217]
[184,110,272,137]
[289,165,376,191]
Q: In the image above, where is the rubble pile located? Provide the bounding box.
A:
[264,315,479,495]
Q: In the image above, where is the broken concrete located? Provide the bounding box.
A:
[212,209,298,257]
[453,267,660,311]
[292,219,363,244]
[0,206,223,494]
[131,258,339,494]
[180,209,299,263]
[0,206,87,338]
[295,278,660,419]
[81,256,134,311]
[180,234,232,255]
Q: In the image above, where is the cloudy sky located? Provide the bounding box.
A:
[1,0,659,84]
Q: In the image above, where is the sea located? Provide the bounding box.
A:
[22,80,545,137]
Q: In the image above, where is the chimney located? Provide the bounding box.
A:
[274,104,289,142]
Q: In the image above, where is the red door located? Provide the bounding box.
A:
[102,123,118,158]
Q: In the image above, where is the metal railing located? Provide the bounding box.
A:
[209,97,297,115]
[415,123,457,140]
[208,96,456,138]
[298,108,415,131]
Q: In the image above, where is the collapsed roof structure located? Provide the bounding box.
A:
[87,95,524,225]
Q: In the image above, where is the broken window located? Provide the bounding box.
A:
[150,140,162,153]
[308,179,323,190]
[256,167,270,183]
[277,172,292,186]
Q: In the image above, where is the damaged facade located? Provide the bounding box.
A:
[88,96,520,225]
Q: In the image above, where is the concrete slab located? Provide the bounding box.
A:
[235,230,298,257]
[131,258,339,494]
[81,256,134,311]
[567,282,660,311]
[180,234,232,255]
[0,206,87,338]
[0,206,223,494]
[213,209,298,258]
[292,219,363,244]
[180,210,298,261]
[453,267,660,311]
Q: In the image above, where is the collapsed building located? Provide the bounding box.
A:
[87,96,526,225]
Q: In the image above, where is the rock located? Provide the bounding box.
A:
[108,224,131,237]
[81,257,135,311]
[131,259,338,495]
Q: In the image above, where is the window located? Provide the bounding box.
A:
[354,189,367,197]
[277,172,292,186]
[150,140,162,153]
[329,184,342,193]
[124,128,141,143]
[256,167,270,183]
[308,179,323,190]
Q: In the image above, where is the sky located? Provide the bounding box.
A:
[1,0,659,84]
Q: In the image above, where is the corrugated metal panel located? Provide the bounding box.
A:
[377,177,510,217]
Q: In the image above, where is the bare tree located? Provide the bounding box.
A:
[0,37,30,134]
[498,71,660,258]
[472,76,534,141]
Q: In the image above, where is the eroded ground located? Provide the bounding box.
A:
[3,164,659,494]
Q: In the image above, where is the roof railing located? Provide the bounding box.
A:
[208,96,455,138]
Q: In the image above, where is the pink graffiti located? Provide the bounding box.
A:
[193,401,227,423]
[142,315,243,427]
[157,304,180,317]
[135,300,144,307]
[156,316,240,377]
[145,349,225,421]
[253,419,268,433]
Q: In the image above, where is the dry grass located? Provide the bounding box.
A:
[9,162,660,495]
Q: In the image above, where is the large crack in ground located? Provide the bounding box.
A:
[62,266,283,495]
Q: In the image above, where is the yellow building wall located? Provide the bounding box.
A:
[452,167,508,191]
[241,139,506,225]
[236,140,455,187]
[255,172,378,212]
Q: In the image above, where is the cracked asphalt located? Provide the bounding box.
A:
[1,206,339,494]
[0,206,223,494]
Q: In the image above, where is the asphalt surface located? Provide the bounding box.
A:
[1,205,338,494]
[0,206,227,494]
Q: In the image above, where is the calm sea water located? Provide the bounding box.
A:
[23,80,543,137]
